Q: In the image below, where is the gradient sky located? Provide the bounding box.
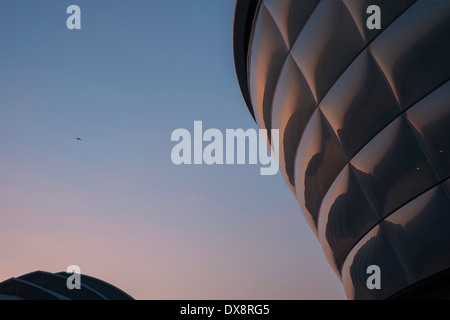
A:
[0,0,345,299]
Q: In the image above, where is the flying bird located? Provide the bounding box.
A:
[76,137,82,141]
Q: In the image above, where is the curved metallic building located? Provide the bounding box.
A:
[234,0,450,299]
[0,271,134,300]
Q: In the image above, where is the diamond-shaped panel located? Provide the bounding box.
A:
[290,0,365,102]
[343,0,417,43]
[406,81,450,180]
[272,54,317,189]
[320,49,402,158]
[369,0,450,108]
[263,0,320,49]
[350,115,439,218]
[249,3,289,131]
[294,109,347,229]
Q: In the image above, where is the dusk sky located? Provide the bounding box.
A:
[0,0,345,299]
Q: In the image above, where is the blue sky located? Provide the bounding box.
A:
[0,0,345,299]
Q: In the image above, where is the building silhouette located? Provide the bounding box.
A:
[0,270,133,300]
[233,0,450,299]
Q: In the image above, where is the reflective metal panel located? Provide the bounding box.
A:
[272,55,316,189]
[406,81,450,180]
[319,165,380,275]
[263,0,320,49]
[350,116,439,217]
[249,3,288,132]
[369,0,450,108]
[342,224,412,300]
[343,0,417,42]
[320,49,402,158]
[294,109,347,229]
[385,183,450,281]
[342,181,450,299]
[290,0,365,101]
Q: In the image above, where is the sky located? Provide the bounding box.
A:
[0,0,346,299]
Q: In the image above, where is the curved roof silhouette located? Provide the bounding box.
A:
[0,270,133,300]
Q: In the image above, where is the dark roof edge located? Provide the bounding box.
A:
[56,271,135,300]
[232,0,260,120]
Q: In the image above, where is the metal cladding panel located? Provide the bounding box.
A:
[369,0,450,108]
[319,49,402,158]
[249,3,288,131]
[406,82,450,180]
[289,0,365,102]
[236,0,450,299]
[343,0,417,42]
[263,0,320,48]
[350,115,439,218]
[294,108,347,230]
[318,164,380,275]
[342,181,450,299]
[272,55,317,189]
